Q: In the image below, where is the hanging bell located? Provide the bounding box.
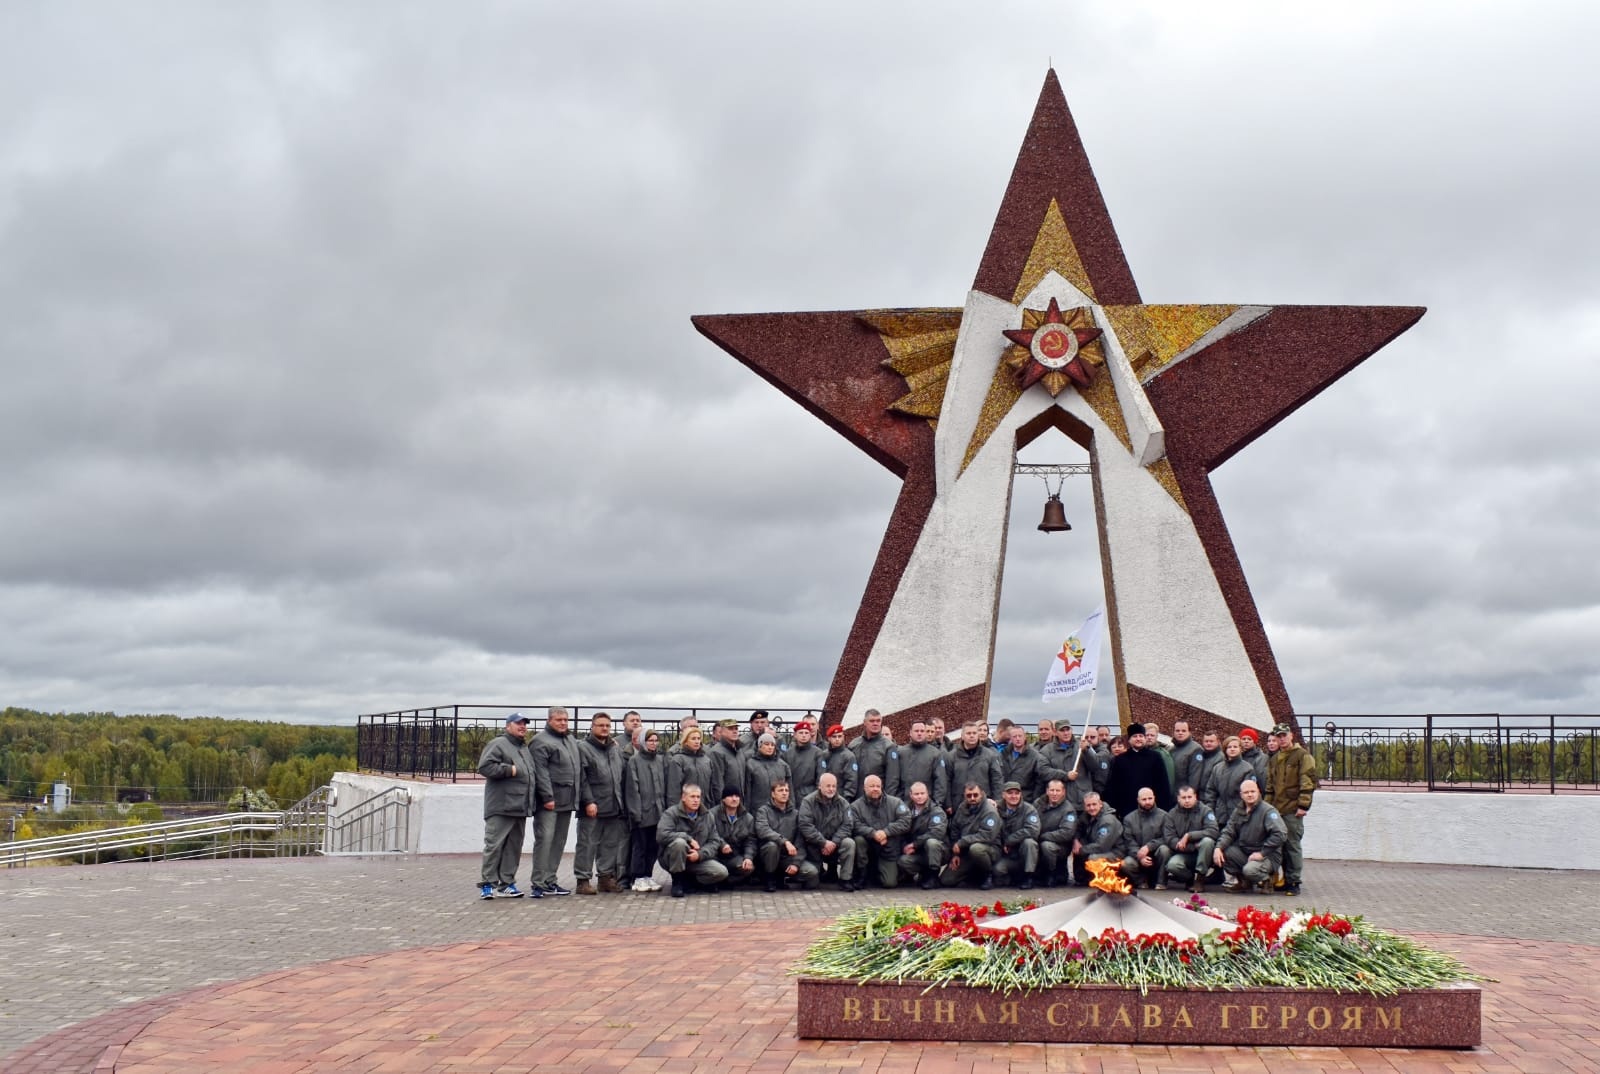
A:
[1038,493,1071,533]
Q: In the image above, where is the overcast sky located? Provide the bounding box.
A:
[3,2,1598,727]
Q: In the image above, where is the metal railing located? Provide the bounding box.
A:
[358,705,1600,793]
[1306,715,1600,793]
[358,704,825,781]
[326,786,412,854]
[1,785,338,867]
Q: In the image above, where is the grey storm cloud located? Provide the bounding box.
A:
[2,1,1598,724]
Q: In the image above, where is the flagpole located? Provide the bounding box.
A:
[1062,688,1098,781]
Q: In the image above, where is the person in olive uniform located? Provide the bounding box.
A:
[476,712,538,899]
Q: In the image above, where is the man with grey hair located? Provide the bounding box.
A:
[530,706,583,896]
[657,783,729,898]
[743,731,792,808]
[475,712,537,900]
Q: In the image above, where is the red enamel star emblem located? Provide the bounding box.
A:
[1001,296,1105,395]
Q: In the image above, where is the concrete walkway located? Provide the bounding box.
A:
[3,855,1596,1071]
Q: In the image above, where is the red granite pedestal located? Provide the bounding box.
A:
[797,978,1481,1047]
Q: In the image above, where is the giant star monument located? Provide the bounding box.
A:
[694,72,1423,738]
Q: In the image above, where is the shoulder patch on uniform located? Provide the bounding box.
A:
[983,816,996,827]
[931,815,944,825]
[896,803,908,813]
[1027,813,1037,823]
[1205,812,1214,823]
[850,762,858,771]
[888,749,899,759]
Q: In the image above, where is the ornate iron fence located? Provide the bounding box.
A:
[1305,715,1600,793]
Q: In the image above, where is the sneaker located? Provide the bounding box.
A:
[526,885,544,899]
[1220,876,1243,892]
[1153,882,1167,891]
[545,884,573,896]
[479,884,494,900]
[630,878,649,892]
[493,884,525,899]
[646,878,662,891]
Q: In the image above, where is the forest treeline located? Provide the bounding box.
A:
[0,707,356,809]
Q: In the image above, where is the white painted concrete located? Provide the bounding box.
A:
[1301,789,1599,869]
[331,772,576,856]
[337,773,1597,870]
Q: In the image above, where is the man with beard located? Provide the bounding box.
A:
[848,709,902,799]
[850,774,912,888]
[624,729,668,891]
[819,725,860,800]
[896,719,949,808]
[657,783,729,898]
[798,772,858,891]
[531,706,584,896]
[992,781,1041,889]
[896,780,948,890]
[476,712,537,900]
[1117,786,1168,890]
[1071,791,1123,886]
[1034,778,1078,887]
[785,719,823,801]
[939,782,1002,890]
[574,712,628,895]
[710,785,757,887]
[755,780,817,891]
[948,721,1003,808]
[1104,723,1174,817]
[1213,778,1287,895]
[1155,784,1219,893]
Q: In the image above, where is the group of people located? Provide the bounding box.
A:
[475,707,1318,901]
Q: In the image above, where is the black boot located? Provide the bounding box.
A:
[670,874,687,899]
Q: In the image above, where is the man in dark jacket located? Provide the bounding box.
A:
[1104,723,1174,816]
[818,725,860,800]
[1071,791,1123,887]
[1117,786,1169,889]
[992,781,1041,889]
[798,772,858,891]
[947,722,1003,808]
[999,726,1046,800]
[896,781,948,890]
[743,733,792,810]
[657,783,729,897]
[1034,778,1078,887]
[710,786,757,886]
[476,712,538,899]
[850,774,912,888]
[939,782,1002,890]
[1213,778,1287,894]
[1156,783,1219,893]
[1040,724,1107,808]
[848,709,901,799]
[897,720,950,807]
[574,713,627,894]
[755,780,817,891]
[531,706,586,896]
[784,719,824,801]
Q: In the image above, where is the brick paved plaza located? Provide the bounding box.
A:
[3,855,1597,1072]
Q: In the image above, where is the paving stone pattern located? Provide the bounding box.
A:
[2,855,1596,1071]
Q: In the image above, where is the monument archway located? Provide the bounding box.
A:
[695,71,1422,739]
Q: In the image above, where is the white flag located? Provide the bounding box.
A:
[1042,608,1104,701]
